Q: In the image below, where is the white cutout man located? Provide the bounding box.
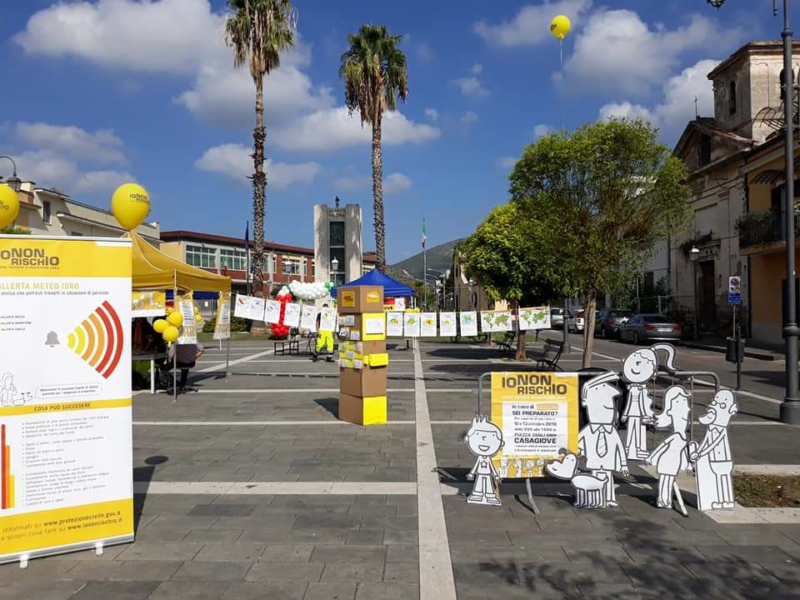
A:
[465,416,504,506]
[579,371,629,507]
[689,389,738,511]
[621,344,678,460]
[647,386,692,509]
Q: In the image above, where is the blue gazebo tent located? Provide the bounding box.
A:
[331,269,415,298]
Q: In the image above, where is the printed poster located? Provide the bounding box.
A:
[439,312,457,337]
[283,303,301,328]
[300,305,317,332]
[213,291,231,341]
[480,311,494,333]
[264,300,281,325]
[233,294,265,321]
[420,313,437,337]
[519,307,551,331]
[233,294,250,319]
[404,312,421,337]
[459,311,478,336]
[364,314,386,336]
[249,296,266,322]
[394,298,406,311]
[490,372,579,479]
[131,290,166,317]
[493,311,513,332]
[176,291,197,345]
[0,236,134,564]
[319,308,337,332]
[386,312,404,337]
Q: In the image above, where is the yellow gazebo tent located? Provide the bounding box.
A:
[128,232,230,292]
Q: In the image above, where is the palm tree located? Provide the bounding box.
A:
[340,25,408,272]
[225,0,295,301]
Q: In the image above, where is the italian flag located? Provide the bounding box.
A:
[421,219,427,249]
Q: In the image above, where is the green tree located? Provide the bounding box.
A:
[340,25,409,271]
[460,202,572,360]
[0,226,31,234]
[510,118,691,367]
[226,0,295,311]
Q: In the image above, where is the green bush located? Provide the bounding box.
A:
[201,316,250,333]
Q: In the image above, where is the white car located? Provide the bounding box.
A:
[567,309,585,333]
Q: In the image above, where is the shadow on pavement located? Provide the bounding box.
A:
[132,455,168,533]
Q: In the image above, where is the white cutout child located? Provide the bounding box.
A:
[621,344,678,460]
[689,389,738,510]
[525,459,536,478]
[647,386,692,509]
[514,458,523,478]
[465,416,504,506]
[1,373,17,407]
[579,371,629,507]
[499,457,510,479]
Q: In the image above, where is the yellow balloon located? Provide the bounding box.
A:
[0,184,20,229]
[162,325,180,343]
[167,311,184,327]
[550,15,571,40]
[153,319,169,334]
[111,182,150,231]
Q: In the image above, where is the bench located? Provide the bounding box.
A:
[530,339,564,371]
[496,331,517,356]
[274,339,300,355]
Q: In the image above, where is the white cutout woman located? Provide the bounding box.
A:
[646,386,692,509]
[621,344,678,460]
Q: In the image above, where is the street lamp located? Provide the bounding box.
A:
[690,246,700,341]
[331,257,340,284]
[710,0,800,422]
[0,156,21,193]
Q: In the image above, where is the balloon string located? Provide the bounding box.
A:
[560,39,565,132]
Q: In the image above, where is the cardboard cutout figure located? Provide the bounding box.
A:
[647,385,692,509]
[621,344,678,460]
[578,371,629,507]
[689,389,738,511]
[546,452,608,508]
[464,416,504,506]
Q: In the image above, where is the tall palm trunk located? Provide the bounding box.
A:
[583,290,597,368]
[371,115,386,271]
[251,77,268,332]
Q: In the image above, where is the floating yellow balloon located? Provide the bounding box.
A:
[162,325,180,343]
[167,311,184,327]
[111,182,150,231]
[550,15,571,40]
[153,319,169,334]
[0,184,20,229]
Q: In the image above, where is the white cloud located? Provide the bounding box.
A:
[425,108,439,122]
[534,124,555,139]
[471,63,483,75]
[14,150,132,197]
[562,10,740,96]
[475,0,592,47]
[74,170,136,194]
[384,173,412,194]
[175,64,334,127]
[497,156,518,170]
[417,43,434,62]
[461,111,479,126]
[599,59,720,141]
[332,175,371,192]
[270,107,441,152]
[14,0,310,75]
[15,122,126,165]
[453,77,491,98]
[195,143,320,189]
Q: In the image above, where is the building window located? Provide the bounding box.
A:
[302,259,307,277]
[269,255,276,274]
[283,258,301,275]
[186,245,216,268]
[329,221,345,247]
[699,135,712,167]
[42,200,52,225]
[729,80,737,115]
[220,249,246,271]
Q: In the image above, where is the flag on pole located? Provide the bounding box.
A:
[244,221,250,251]
[421,219,427,249]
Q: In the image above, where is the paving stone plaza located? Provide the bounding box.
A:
[2,338,800,600]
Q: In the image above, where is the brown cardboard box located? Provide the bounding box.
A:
[340,365,387,397]
[338,286,384,314]
[339,392,387,425]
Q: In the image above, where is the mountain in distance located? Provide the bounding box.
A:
[388,239,463,281]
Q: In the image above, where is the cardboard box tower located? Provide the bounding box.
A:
[337,285,389,425]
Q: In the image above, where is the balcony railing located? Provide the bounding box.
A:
[737,208,800,249]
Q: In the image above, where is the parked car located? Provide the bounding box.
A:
[594,309,633,339]
[550,307,566,329]
[619,314,681,345]
[567,309,585,333]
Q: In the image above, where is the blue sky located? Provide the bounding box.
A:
[0,0,788,262]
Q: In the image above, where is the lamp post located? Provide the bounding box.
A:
[331,257,340,286]
[690,246,700,341]
[0,156,21,193]
[710,0,799,422]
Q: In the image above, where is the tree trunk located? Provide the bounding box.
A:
[515,303,527,361]
[582,291,597,368]
[371,116,386,271]
[251,77,268,333]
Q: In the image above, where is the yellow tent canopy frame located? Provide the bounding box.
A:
[127,232,230,293]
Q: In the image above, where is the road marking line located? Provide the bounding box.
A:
[134,420,416,426]
[414,345,457,600]
[140,388,472,394]
[198,348,275,373]
[133,481,417,495]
